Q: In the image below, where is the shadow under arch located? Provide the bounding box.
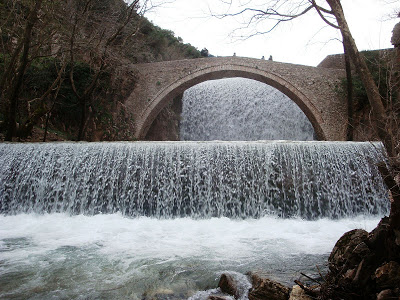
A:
[135,64,326,140]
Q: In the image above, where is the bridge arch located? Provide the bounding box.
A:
[135,64,327,140]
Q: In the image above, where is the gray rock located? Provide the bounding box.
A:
[247,272,290,300]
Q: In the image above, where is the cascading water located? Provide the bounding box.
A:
[0,78,390,299]
[0,141,389,219]
[180,78,315,141]
[0,141,389,299]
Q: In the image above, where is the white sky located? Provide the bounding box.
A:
[146,0,400,66]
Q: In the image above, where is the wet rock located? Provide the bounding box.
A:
[207,296,232,300]
[376,289,396,300]
[142,288,182,300]
[288,285,312,300]
[218,274,240,299]
[374,261,400,290]
[320,218,400,299]
[247,272,290,300]
[329,229,369,270]
[218,272,252,299]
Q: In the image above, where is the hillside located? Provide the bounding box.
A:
[0,0,203,142]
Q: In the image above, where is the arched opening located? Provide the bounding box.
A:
[179,78,315,141]
[136,65,326,140]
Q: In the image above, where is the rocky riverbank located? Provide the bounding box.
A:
[185,217,400,300]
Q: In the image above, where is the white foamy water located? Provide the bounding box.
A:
[180,78,315,141]
[0,214,380,299]
[0,141,389,219]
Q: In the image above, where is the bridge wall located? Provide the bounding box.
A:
[127,57,346,140]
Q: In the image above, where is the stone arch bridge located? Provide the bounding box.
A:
[127,56,346,140]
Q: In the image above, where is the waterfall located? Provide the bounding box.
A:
[180,78,315,141]
[0,77,391,300]
[0,141,389,219]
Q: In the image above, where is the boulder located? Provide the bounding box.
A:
[367,218,400,261]
[288,285,312,300]
[207,296,232,300]
[247,272,290,300]
[217,272,252,299]
[218,273,241,299]
[329,229,369,270]
[374,261,400,290]
[376,289,396,300]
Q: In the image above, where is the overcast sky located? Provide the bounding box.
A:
[146,0,399,66]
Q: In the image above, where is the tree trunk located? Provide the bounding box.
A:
[77,97,87,141]
[4,0,43,141]
[326,0,394,157]
[326,0,399,229]
[343,37,354,141]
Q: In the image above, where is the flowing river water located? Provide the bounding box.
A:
[0,78,390,299]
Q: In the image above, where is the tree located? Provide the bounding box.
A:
[1,0,44,141]
[1,1,69,141]
[201,47,209,57]
[66,0,144,140]
[0,0,158,141]
[216,0,400,230]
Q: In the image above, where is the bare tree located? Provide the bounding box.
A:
[0,0,68,141]
[66,0,164,140]
[1,0,44,141]
[215,0,400,229]
[1,0,161,141]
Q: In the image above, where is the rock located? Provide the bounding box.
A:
[141,289,178,300]
[367,218,391,253]
[329,229,369,270]
[374,261,400,289]
[376,289,396,300]
[367,218,400,264]
[218,272,252,299]
[247,272,290,300]
[207,296,231,300]
[289,285,312,300]
[343,268,356,281]
[218,274,240,299]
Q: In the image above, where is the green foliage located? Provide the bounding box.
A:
[341,50,398,111]
[181,43,201,58]
[140,20,201,59]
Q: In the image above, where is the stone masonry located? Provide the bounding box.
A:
[127,56,346,140]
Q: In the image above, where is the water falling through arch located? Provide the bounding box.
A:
[180,77,316,141]
[0,63,390,300]
[136,64,329,140]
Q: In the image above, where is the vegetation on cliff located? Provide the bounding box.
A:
[0,0,202,142]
